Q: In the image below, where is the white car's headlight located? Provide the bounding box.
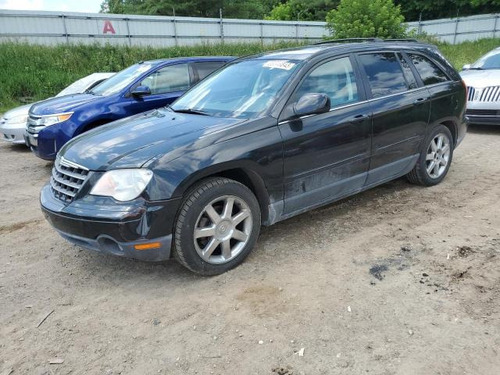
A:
[41,112,73,126]
[90,169,153,201]
[6,114,28,125]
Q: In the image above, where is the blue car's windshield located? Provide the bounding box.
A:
[171,59,301,119]
[471,49,500,70]
[90,63,153,96]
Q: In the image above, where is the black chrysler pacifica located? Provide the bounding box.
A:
[41,40,467,275]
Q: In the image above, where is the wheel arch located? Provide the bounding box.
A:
[173,164,272,226]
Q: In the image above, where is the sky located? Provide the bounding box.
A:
[0,0,103,13]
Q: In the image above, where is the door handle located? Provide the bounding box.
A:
[349,114,368,123]
[413,97,429,105]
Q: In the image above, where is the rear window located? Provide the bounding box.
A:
[358,53,408,98]
[192,61,226,83]
[408,54,449,86]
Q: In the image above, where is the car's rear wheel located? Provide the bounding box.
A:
[174,177,261,275]
[407,125,454,186]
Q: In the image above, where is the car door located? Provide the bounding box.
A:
[125,63,192,114]
[356,51,431,187]
[278,55,372,216]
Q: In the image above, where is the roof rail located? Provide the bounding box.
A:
[315,38,383,44]
[316,38,421,45]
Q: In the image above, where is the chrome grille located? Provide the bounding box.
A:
[467,86,475,101]
[50,157,89,202]
[469,86,500,102]
[27,114,43,134]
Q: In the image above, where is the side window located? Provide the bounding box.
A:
[140,64,190,94]
[192,61,226,84]
[293,57,359,108]
[358,52,408,98]
[408,54,449,86]
[397,53,418,90]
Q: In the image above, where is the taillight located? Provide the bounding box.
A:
[461,79,468,102]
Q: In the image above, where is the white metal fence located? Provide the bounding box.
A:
[1,9,500,46]
[0,9,326,46]
[408,13,500,44]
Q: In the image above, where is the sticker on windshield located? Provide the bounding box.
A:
[263,60,296,70]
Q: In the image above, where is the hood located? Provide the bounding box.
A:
[460,69,500,88]
[2,103,32,120]
[59,108,245,170]
[29,93,104,116]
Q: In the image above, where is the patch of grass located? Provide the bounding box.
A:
[0,38,499,112]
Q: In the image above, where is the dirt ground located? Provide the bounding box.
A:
[0,125,499,375]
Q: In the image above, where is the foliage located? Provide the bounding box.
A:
[101,0,279,19]
[0,41,300,112]
[325,0,407,39]
[394,0,500,21]
[265,0,339,21]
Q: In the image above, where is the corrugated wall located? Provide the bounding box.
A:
[0,10,327,46]
[1,10,499,46]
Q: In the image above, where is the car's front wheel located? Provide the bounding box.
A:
[174,177,261,275]
[407,124,454,186]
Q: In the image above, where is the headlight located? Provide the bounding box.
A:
[40,112,73,126]
[6,114,28,125]
[90,169,153,201]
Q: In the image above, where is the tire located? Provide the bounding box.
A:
[407,125,454,186]
[173,177,261,275]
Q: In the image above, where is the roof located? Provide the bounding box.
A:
[142,56,235,66]
[252,39,435,61]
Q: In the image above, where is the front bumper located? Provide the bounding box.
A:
[40,184,180,262]
[465,109,500,125]
[0,122,27,144]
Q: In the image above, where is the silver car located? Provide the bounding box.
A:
[461,47,500,125]
[0,73,114,144]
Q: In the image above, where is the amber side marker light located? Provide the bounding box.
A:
[134,242,161,250]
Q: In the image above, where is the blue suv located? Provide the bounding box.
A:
[25,56,233,160]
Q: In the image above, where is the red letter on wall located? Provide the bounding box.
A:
[103,20,116,34]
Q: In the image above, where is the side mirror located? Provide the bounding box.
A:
[462,64,471,71]
[130,85,151,97]
[294,93,330,117]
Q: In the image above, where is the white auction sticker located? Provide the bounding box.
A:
[263,60,296,70]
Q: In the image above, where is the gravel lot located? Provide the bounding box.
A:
[1,125,499,375]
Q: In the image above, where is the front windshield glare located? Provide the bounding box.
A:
[90,64,152,96]
[172,59,300,119]
[472,50,500,69]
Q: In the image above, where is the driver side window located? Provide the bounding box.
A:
[293,57,359,108]
[140,64,190,95]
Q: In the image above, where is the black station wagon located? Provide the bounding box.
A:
[41,40,467,275]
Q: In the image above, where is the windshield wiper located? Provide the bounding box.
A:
[172,108,210,116]
[469,67,484,70]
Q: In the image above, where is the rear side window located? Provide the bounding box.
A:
[408,54,449,85]
[358,53,408,98]
[192,61,226,83]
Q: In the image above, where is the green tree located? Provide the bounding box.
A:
[101,0,278,19]
[266,0,339,21]
[394,0,500,21]
[326,0,407,39]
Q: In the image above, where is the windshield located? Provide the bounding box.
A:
[171,59,301,119]
[57,76,95,96]
[471,49,500,70]
[90,64,152,96]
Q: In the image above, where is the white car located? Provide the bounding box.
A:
[0,73,114,145]
[461,47,500,125]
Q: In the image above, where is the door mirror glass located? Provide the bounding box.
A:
[130,85,151,97]
[294,93,330,117]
